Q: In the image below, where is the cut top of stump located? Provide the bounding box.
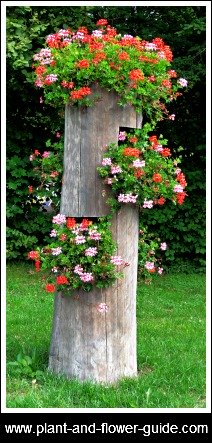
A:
[61,85,142,217]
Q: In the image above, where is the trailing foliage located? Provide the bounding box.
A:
[140,174,206,272]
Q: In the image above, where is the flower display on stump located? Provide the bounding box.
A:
[97,124,187,211]
[28,216,128,295]
[33,20,187,122]
[28,19,189,299]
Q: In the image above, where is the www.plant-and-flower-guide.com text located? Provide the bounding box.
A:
[4,422,208,437]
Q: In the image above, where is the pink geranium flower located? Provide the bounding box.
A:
[85,247,98,257]
[42,151,51,158]
[118,131,126,141]
[52,214,66,225]
[101,157,112,166]
[110,256,124,266]
[74,265,84,275]
[75,235,86,244]
[178,78,188,87]
[89,230,101,240]
[80,272,94,282]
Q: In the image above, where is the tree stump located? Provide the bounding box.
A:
[48,86,142,383]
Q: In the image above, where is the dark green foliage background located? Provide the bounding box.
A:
[6,6,206,270]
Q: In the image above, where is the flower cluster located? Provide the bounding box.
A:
[138,226,167,284]
[28,135,63,205]
[97,123,187,211]
[32,19,187,122]
[28,216,128,294]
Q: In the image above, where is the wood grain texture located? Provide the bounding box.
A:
[49,88,142,383]
[60,84,142,217]
[48,206,139,383]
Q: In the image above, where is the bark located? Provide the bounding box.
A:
[49,86,141,383]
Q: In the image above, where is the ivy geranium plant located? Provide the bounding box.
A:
[138,225,167,284]
[33,19,187,122]
[97,124,187,211]
[28,134,63,209]
[28,216,128,295]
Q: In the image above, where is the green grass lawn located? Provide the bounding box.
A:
[6,262,206,409]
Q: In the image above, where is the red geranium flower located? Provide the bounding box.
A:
[96,19,108,26]
[35,65,46,75]
[28,250,39,260]
[176,192,187,205]
[70,87,92,100]
[161,148,171,157]
[152,173,162,183]
[123,147,140,157]
[76,59,90,69]
[79,86,92,96]
[45,283,56,293]
[129,69,144,81]
[67,217,76,229]
[148,268,156,274]
[134,169,145,179]
[78,26,89,34]
[89,42,104,52]
[177,172,187,188]
[92,52,106,64]
[35,260,41,272]
[167,70,177,78]
[149,135,158,143]
[61,80,69,88]
[180,178,187,187]
[129,136,138,144]
[118,52,130,61]
[70,90,82,100]
[157,197,166,205]
[56,275,69,285]
[81,218,92,229]
[162,79,172,88]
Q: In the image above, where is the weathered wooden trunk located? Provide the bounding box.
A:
[60,84,142,217]
[48,86,142,383]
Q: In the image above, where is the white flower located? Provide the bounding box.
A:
[52,247,62,256]
[143,199,154,209]
[97,303,109,313]
[173,184,184,193]
[133,159,145,168]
